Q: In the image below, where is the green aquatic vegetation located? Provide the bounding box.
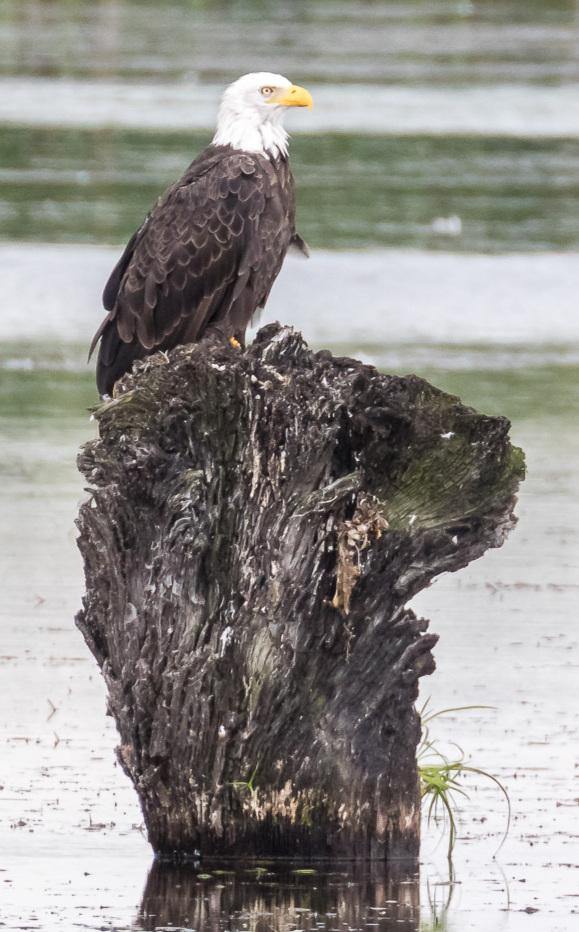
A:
[230,763,259,796]
[418,702,511,861]
[419,909,450,932]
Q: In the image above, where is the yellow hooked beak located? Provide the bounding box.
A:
[272,84,313,110]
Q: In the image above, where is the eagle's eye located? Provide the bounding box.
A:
[260,86,275,98]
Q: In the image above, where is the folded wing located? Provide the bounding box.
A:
[92,147,294,396]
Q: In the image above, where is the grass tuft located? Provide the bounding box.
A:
[418,701,511,861]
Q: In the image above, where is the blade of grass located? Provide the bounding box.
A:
[418,702,511,861]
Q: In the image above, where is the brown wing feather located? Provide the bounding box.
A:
[93,146,296,396]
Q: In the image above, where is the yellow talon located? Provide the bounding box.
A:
[230,337,241,348]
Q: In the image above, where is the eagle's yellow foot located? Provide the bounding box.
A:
[230,337,241,349]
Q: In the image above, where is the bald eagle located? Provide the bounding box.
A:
[90,72,313,397]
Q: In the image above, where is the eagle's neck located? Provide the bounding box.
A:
[212,105,289,159]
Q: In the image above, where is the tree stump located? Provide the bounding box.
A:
[76,324,524,861]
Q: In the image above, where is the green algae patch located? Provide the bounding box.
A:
[365,377,526,533]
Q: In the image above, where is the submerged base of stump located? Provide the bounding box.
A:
[76,324,524,861]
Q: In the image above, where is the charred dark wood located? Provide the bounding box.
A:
[76,323,524,861]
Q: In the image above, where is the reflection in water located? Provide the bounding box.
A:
[137,861,420,932]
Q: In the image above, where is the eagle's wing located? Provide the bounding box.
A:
[93,148,286,392]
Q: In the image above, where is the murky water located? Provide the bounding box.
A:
[1,1,578,930]
[1,0,578,86]
[0,349,578,931]
[3,128,579,251]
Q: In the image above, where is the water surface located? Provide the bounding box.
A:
[0,346,578,931]
[1,2,578,930]
[1,0,578,86]
[2,128,579,251]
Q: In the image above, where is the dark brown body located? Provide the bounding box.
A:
[91,145,302,396]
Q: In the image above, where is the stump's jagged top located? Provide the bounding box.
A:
[76,324,525,860]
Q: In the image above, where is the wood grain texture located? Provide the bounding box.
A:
[76,325,525,861]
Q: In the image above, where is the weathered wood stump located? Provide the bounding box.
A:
[76,323,524,861]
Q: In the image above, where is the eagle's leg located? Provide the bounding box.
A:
[197,320,245,351]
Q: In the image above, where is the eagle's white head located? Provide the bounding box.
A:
[212,72,313,159]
